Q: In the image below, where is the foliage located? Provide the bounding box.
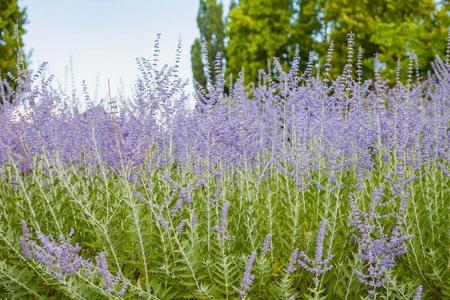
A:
[193,0,450,83]
[191,0,226,89]
[226,0,292,84]
[290,0,323,57]
[0,0,28,89]
[0,157,448,299]
[322,0,450,79]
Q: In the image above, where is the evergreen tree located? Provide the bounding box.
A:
[0,0,28,81]
[191,0,226,88]
[226,0,292,84]
[290,0,323,57]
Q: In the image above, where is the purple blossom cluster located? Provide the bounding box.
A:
[349,188,414,296]
[414,285,423,300]
[19,222,130,295]
[297,221,333,283]
[217,200,231,243]
[142,173,201,233]
[233,251,257,298]
[95,252,130,296]
[284,220,333,284]
[19,221,84,280]
[285,248,299,274]
[0,43,448,179]
[261,233,272,255]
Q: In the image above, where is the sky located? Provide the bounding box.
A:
[20,0,231,102]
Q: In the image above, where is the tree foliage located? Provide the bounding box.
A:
[0,0,27,80]
[322,0,450,79]
[226,0,292,84]
[192,0,450,84]
[191,0,226,88]
[290,0,323,57]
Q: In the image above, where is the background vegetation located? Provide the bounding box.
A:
[0,0,27,86]
[191,0,450,84]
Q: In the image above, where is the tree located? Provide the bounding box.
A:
[290,0,323,58]
[194,0,449,86]
[226,0,293,84]
[0,0,28,81]
[321,0,450,80]
[191,0,226,89]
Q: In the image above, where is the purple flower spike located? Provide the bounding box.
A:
[19,236,31,257]
[234,251,257,298]
[314,220,329,263]
[175,219,188,232]
[261,233,272,255]
[285,249,299,274]
[96,252,117,293]
[296,220,333,282]
[414,285,423,300]
[218,201,231,242]
[19,222,84,280]
[349,189,414,295]
[95,252,130,296]
[242,251,257,290]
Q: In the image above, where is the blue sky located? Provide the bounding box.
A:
[21,0,230,100]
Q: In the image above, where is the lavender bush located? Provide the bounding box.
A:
[19,222,85,280]
[0,33,449,299]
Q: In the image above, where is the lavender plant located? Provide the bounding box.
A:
[19,221,85,280]
[349,185,415,297]
[95,252,130,296]
[233,251,257,298]
[0,32,449,299]
[297,220,333,284]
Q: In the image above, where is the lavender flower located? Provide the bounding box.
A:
[217,200,231,242]
[242,251,257,290]
[21,220,31,237]
[196,178,205,189]
[95,252,130,295]
[234,251,257,298]
[19,222,84,280]
[285,249,299,274]
[96,252,116,293]
[175,219,188,232]
[153,212,169,230]
[314,220,328,263]
[19,236,31,257]
[349,191,414,296]
[297,220,333,283]
[171,198,184,215]
[414,285,423,300]
[261,233,272,255]
[180,187,192,205]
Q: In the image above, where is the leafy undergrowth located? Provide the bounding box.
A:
[0,159,448,299]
